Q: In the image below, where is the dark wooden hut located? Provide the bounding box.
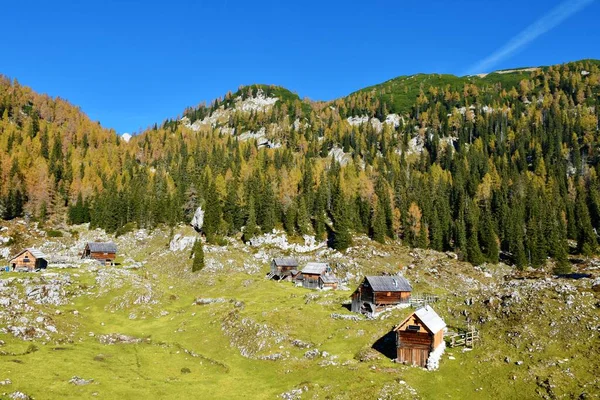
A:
[351,275,412,316]
[300,262,330,289]
[269,257,299,280]
[82,242,117,265]
[394,306,446,368]
[9,249,48,271]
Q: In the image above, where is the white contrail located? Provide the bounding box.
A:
[465,0,595,75]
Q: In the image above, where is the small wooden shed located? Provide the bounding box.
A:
[270,257,299,279]
[82,242,117,265]
[300,262,330,289]
[9,248,48,271]
[319,274,338,290]
[351,275,412,316]
[394,306,446,368]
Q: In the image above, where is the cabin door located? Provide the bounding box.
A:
[399,347,429,367]
[409,348,429,367]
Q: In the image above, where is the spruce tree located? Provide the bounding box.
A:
[244,198,258,242]
[191,239,205,272]
[371,200,386,244]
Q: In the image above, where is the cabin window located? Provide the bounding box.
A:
[386,292,391,296]
[407,325,420,332]
[103,252,108,255]
[23,257,30,263]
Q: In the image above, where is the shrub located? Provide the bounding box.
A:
[115,222,136,237]
[46,230,63,238]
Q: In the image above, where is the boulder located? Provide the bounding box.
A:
[191,207,204,232]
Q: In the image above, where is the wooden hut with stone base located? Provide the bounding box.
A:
[394,306,446,368]
[299,262,331,289]
[9,249,48,271]
[82,242,117,265]
[268,257,299,280]
[351,275,412,316]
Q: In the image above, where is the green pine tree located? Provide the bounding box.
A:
[191,239,205,272]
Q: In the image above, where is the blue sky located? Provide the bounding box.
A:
[2,0,599,134]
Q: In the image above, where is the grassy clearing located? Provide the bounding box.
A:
[0,225,598,399]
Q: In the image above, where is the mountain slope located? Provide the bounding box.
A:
[1,59,600,271]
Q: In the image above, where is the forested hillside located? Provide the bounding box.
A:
[1,59,600,270]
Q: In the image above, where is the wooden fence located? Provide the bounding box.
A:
[448,327,480,348]
[409,293,440,308]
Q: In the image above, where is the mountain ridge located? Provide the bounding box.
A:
[1,58,599,271]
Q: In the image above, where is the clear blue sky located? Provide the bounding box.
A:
[2,0,599,134]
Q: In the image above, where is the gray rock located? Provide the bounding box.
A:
[304,349,320,359]
[69,376,94,386]
[191,206,205,232]
[9,392,30,400]
[98,333,145,345]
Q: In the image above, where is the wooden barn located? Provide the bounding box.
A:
[300,262,331,289]
[269,257,299,280]
[9,249,48,271]
[82,242,117,265]
[319,274,338,290]
[351,275,412,316]
[394,306,446,368]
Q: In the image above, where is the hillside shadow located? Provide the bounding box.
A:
[371,329,396,360]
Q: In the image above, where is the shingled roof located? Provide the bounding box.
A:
[86,242,117,253]
[301,262,329,275]
[365,276,412,292]
[319,275,338,284]
[272,257,299,267]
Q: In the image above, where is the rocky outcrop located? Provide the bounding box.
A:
[98,333,147,345]
[191,207,204,232]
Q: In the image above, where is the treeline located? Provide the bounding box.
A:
[2,61,600,272]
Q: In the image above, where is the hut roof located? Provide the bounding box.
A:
[365,276,412,292]
[320,275,338,284]
[272,257,299,267]
[10,248,47,261]
[302,262,329,275]
[87,242,117,253]
[413,306,446,334]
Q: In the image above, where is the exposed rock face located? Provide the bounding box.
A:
[191,207,204,232]
[169,234,196,252]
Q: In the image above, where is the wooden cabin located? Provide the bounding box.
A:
[319,274,338,290]
[394,306,446,368]
[270,257,299,279]
[351,275,412,316]
[82,242,117,265]
[300,262,330,289]
[9,249,48,271]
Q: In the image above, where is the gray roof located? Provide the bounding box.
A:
[365,276,412,292]
[10,248,47,261]
[320,275,338,284]
[414,306,446,334]
[87,242,117,253]
[273,257,299,267]
[302,262,329,275]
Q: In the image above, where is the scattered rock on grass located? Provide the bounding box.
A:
[69,376,94,385]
